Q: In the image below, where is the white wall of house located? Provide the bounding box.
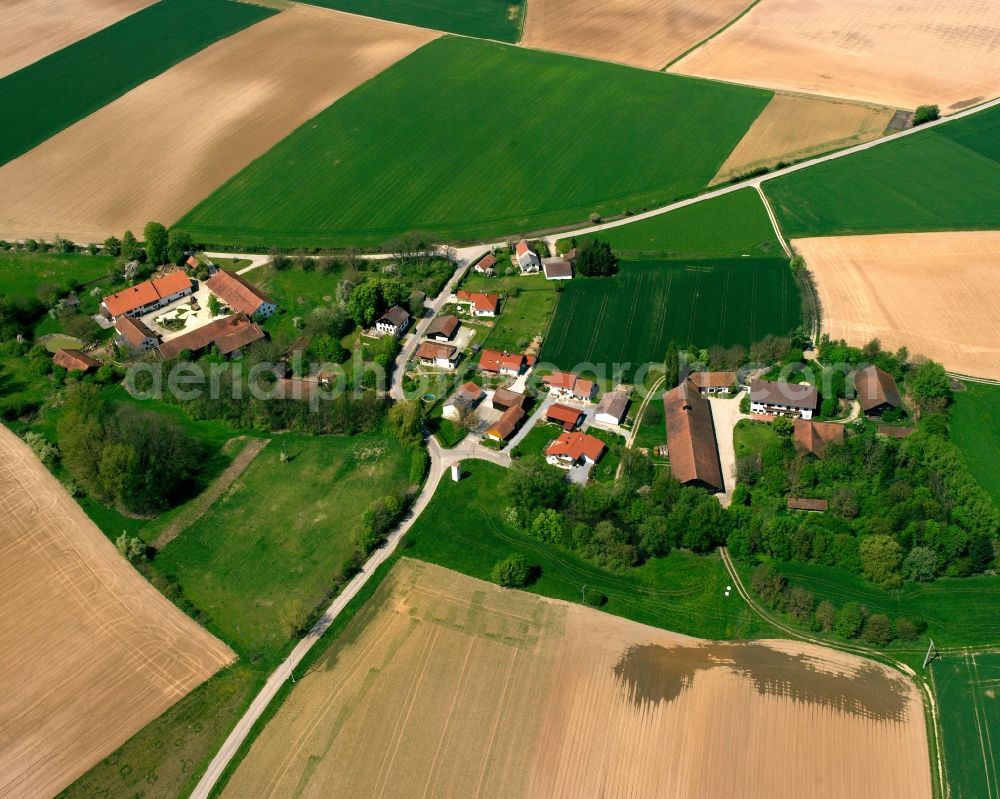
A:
[750,401,814,420]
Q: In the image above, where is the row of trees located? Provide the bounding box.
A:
[102,222,194,270]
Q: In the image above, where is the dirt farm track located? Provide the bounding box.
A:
[0,425,234,799]
[221,558,931,799]
[794,231,1000,382]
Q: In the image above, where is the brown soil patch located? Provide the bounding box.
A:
[0,5,438,243]
[669,0,1000,110]
[521,0,752,70]
[222,558,931,799]
[794,232,1000,381]
[0,0,157,79]
[0,425,234,799]
[712,94,894,183]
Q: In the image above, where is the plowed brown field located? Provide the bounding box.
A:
[0,0,156,79]
[0,5,438,243]
[222,558,931,799]
[521,0,752,70]
[0,425,235,799]
[712,94,894,183]
[670,0,1000,110]
[795,232,1000,381]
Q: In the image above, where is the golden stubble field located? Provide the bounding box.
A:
[712,94,894,183]
[0,5,438,244]
[795,231,1000,381]
[222,558,931,799]
[0,0,157,79]
[670,0,1000,111]
[0,425,235,799]
[521,0,752,70]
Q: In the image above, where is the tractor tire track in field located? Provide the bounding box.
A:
[967,650,999,799]
[583,294,610,363]
[618,271,645,363]
[655,273,674,349]
[717,268,732,344]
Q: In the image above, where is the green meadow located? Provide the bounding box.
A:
[0,0,274,166]
[179,37,771,248]
[764,105,1000,236]
[951,381,1000,507]
[308,0,524,41]
[0,251,112,301]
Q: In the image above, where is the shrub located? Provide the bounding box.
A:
[834,602,867,639]
[491,554,530,588]
[912,105,940,126]
[861,613,894,645]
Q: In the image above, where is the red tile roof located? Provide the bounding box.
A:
[545,432,605,464]
[457,290,500,314]
[52,349,100,372]
[543,371,577,391]
[479,349,524,374]
[688,371,736,389]
[546,403,583,430]
[102,270,192,317]
[793,419,845,458]
[205,269,274,316]
[151,270,192,298]
[663,381,724,492]
[476,253,497,270]
[788,498,829,512]
[854,365,903,413]
[487,405,525,440]
[114,315,158,347]
[158,315,263,359]
[416,341,457,361]
[492,388,526,410]
[573,378,595,398]
[515,240,531,257]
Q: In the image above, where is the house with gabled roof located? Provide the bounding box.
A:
[474,253,497,275]
[663,380,724,492]
[456,290,500,318]
[688,371,736,395]
[426,314,460,342]
[595,390,630,425]
[514,240,540,273]
[486,405,525,441]
[52,349,100,374]
[374,306,411,338]
[788,498,829,512]
[101,270,193,320]
[158,315,264,360]
[114,315,160,353]
[853,365,903,417]
[546,403,584,432]
[491,388,527,411]
[542,258,573,281]
[545,432,605,469]
[542,371,596,402]
[416,341,459,370]
[479,349,527,378]
[749,379,818,420]
[793,419,845,459]
[443,382,485,420]
[205,269,277,319]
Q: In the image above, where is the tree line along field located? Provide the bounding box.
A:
[308,0,525,41]
[573,188,783,259]
[540,257,800,377]
[0,0,274,167]
[952,381,1000,508]
[932,652,1000,799]
[177,36,772,249]
[764,104,1000,237]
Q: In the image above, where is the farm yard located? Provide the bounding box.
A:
[307,0,525,41]
[177,37,772,249]
[0,5,437,244]
[0,0,274,167]
[220,558,931,799]
[521,0,751,71]
[0,0,156,79]
[572,188,782,258]
[711,94,895,184]
[669,0,1000,110]
[932,652,1000,799]
[540,258,800,378]
[952,381,1000,507]
[0,426,235,799]
[765,105,1000,237]
[793,232,1000,381]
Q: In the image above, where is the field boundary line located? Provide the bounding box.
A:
[662,0,765,70]
[755,184,792,257]
[968,650,999,799]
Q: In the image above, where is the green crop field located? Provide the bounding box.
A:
[401,460,776,640]
[952,381,1000,507]
[932,652,1000,799]
[574,189,783,258]
[539,257,799,376]
[156,432,410,663]
[178,37,771,249]
[0,0,274,167]
[764,105,1000,237]
[0,251,113,301]
[307,0,524,41]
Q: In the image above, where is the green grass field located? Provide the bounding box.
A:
[932,651,1000,799]
[155,432,410,663]
[540,257,799,377]
[401,460,776,640]
[0,0,274,166]
[178,37,771,248]
[0,251,112,301]
[772,560,1000,651]
[574,189,783,258]
[632,392,667,454]
[952,381,1000,507]
[307,0,524,41]
[765,105,1000,236]
[459,270,558,352]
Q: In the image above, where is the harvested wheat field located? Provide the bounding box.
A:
[0,425,235,799]
[795,232,1000,381]
[670,0,1000,111]
[0,0,157,79]
[521,0,752,70]
[222,558,931,799]
[0,5,438,244]
[712,94,894,183]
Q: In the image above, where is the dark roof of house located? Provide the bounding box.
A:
[878,425,916,439]
[663,381,724,492]
[158,315,263,359]
[595,390,630,421]
[114,315,158,346]
[854,365,903,412]
[788,497,829,512]
[416,341,457,361]
[377,305,411,328]
[688,371,736,389]
[426,314,459,339]
[793,419,845,458]
[542,259,573,279]
[750,378,819,410]
[492,388,526,409]
[205,269,274,315]
[52,349,100,372]
[488,405,525,440]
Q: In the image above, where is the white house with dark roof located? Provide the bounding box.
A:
[374,306,411,338]
[749,379,819,420]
